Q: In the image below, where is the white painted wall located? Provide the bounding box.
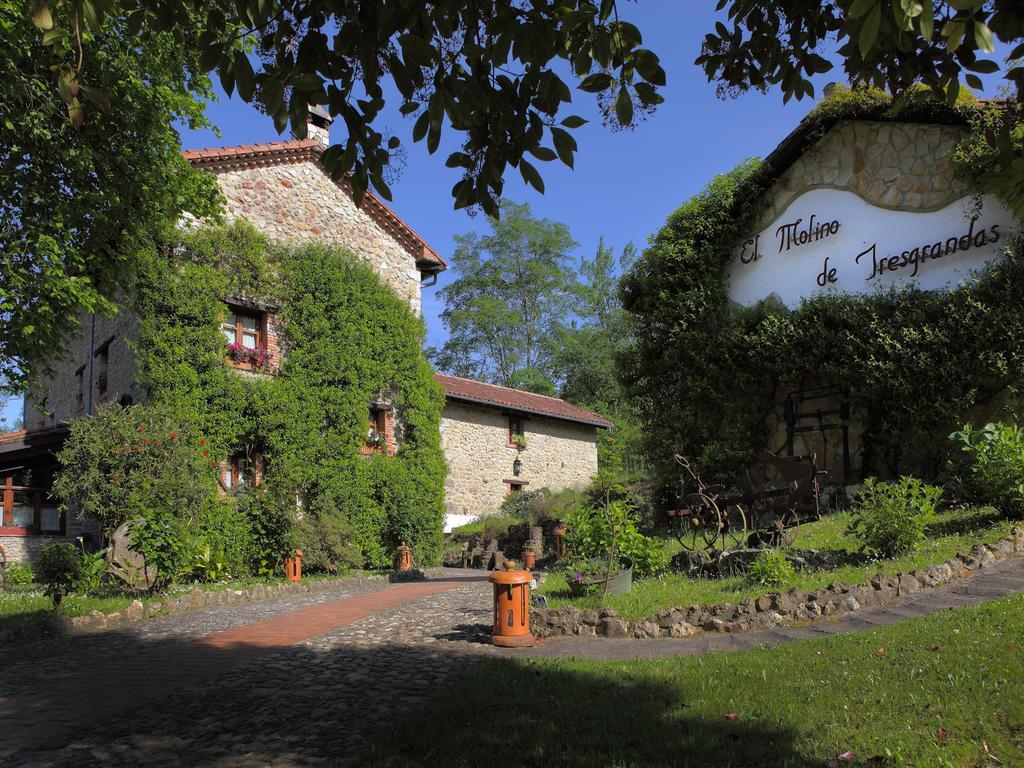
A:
[728,190,1016,308]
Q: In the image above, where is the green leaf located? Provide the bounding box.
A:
[551,126,576,168]
[519,158,544,193]
[31,0,52,30]
[859,6,881,58]
[579,73,613,93]
[561,115,587,129]
[965,73,983,91]
[615,87,633,126]
[848,0,877,20]
[943,19,966,52]
[233,54,256,101]
[918,2,934,40]
[973,22,995,53]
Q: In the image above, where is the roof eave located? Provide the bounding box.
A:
[443,392,613,429]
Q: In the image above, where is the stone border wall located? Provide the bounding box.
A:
[532,528,1024,639]
[0,574,388,646]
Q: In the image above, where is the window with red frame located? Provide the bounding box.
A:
[366,406,387,451]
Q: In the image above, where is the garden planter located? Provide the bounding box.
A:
[523,549,537,569]
[568,557,633,597]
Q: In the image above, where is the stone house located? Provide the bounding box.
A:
[0,110,607,564]
[436,374,611,528]
[725,106,1018,483]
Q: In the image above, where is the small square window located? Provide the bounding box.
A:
[224,451,258,490]
[508,482,524,495]
[508,417,525,447]
[223,307,264,352]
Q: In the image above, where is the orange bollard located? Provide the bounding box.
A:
[283,550,303,582]
[489,564,535,648]
[395,541,413,572]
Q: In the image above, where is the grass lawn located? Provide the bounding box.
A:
[354,592,1024,767]
[540,505,1017,620]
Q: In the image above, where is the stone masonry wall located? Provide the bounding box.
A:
[752,119,969,232]
[24,309,139,430]
[440,401,599,518]
[214,159,423,314]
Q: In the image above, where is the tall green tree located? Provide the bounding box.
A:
[430,200,577,394]
[1,5,221,389]
[554,237,635,412]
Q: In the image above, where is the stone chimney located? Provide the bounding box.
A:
[307,104,333,148]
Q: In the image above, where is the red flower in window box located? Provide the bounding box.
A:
[227,342,272,369]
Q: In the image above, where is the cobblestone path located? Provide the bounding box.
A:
[2,572,496,767]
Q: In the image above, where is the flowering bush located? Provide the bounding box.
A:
[949,422,1024,516]
[227,342,272,368]
[54,402,219,533]
[366,428,386,447]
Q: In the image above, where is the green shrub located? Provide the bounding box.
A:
[949,422,1024,516]
[565,498,669,578]
[192,496,253,576]
[130,509,191,591]
[499,489,547,521]
[297,495,363,574]
[533,487,586,524]
[747,549,796,588]
[54,402,218,534]
[848,477,943,558]
[74,540,109,594]
[37,542,83,608]
[3,561,35,586]
[239,486,296,577]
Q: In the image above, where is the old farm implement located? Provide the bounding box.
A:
[670,452,826,552]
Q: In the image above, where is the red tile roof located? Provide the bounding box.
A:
[435,374,613,428]
[181,140,446,274]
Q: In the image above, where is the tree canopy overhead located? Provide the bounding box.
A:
[31,0,667,217]
[698,0,1022,104]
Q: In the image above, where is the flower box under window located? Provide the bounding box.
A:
[222,308,272,370]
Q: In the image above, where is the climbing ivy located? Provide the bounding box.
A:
[130,221,447,568]
[619,87,1024,500]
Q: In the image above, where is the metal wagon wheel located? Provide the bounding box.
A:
[718,502,749,551]
[674,492,723,551]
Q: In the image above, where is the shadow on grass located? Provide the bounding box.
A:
[354,656,815,768]
[925,506,1008,538]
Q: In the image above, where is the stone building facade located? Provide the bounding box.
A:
[1,112,608,562]
[436,375,611,523]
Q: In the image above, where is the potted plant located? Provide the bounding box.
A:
[567,555,634,596]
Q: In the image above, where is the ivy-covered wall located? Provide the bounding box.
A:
[132,221,447,567]
[620,88,1024,499]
